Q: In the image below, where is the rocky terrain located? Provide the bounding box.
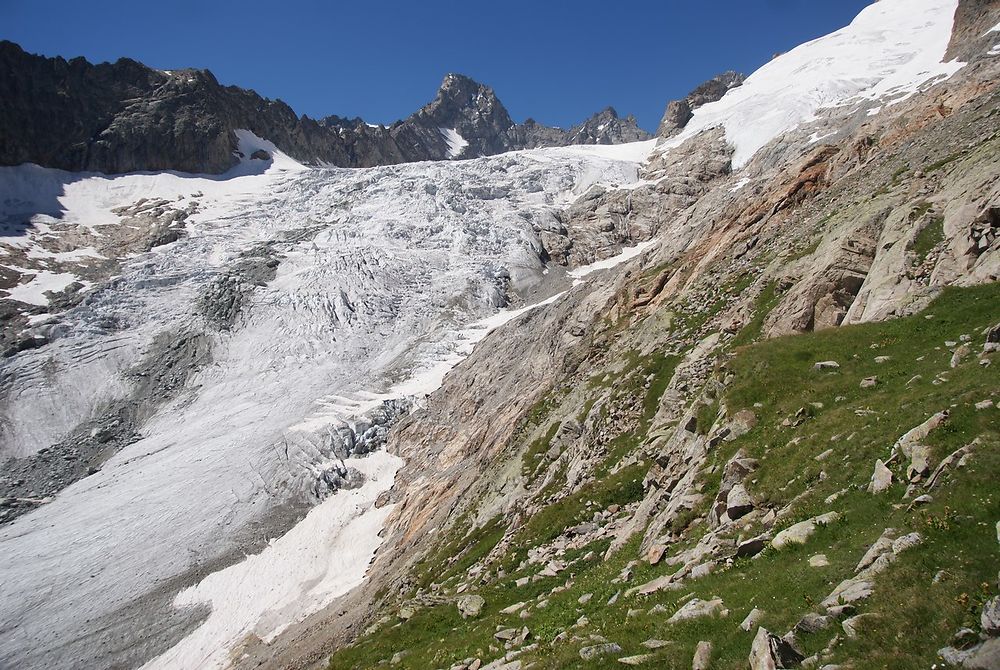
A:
[0,44,649,174]
[0,1,998,670]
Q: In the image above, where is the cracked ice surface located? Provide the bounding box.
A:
[0,141,650,668]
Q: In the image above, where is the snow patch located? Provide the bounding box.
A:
[655,0,964,169]
[440,127,469,159]
[5,270,84,305]
[569,239,659,281]
[729,177,751,193]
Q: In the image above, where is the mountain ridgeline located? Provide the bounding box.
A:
[0,42,651,174]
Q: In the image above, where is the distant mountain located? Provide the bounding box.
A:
[0,43,650,174]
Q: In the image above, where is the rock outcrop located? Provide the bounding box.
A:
[657,71,745,137]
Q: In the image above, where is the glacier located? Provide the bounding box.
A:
[0,136,653,669]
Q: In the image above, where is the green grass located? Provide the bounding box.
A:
[730,281,780,349]
[912,215,944,263]
[328,283,999,670]
[925,151,964,174]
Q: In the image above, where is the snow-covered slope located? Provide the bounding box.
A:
[656,0,964,168]
[0,137,651,669]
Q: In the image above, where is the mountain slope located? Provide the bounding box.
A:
[0,1,998,669]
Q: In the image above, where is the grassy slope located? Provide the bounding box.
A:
[328,283,999,670]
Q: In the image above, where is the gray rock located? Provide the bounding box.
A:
[579,643,622,661]
[741,608,765,632]
[726,484,756,521]
[749,627,805,670]
[457,595,485,619]
[868,460,893,493]
[796,612,832,634]
[657,71,745,137]
[813,361,840,371]
[772,512,841,550]
[692,640,713,670]
[965,638,1000,669]
[982,595,1000,636]
[668,597,727,623]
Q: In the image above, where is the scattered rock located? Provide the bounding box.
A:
[975,399,995,410]
[726,484,756,521]
[736,535,769,559]
[641,639,672,650]
[813,361,840,371]
[859,376,878,389]
[618,654,654,666]
[822,578,874,609]
[841,613,877,639]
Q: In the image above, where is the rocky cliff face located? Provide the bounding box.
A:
[657,71,746,137]
[0,45,649,174]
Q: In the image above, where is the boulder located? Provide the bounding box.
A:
[692,640,713,670]
[771,512,841,550]
[456,595,485,619]
[795,612,832,634]
[749,627,805,670]
[579,643,622,661]
[965,638,1000,670]
[736,535,769,559]
[868,460,892,493]
[668,597,727,623]
[741,608,765,632]
[822,578,874,609]
[725,484,756,521]
[813,361,840,371]
[982,595,1000,636]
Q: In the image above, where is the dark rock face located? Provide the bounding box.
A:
[0,42,650,174]
[657,71,745,138]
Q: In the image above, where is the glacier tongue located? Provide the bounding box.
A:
[0,143,648,669]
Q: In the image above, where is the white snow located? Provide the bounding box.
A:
[729,177,752,193]
[568,239,659,280]
[143,451,403,670]
[655,0,964,168]
[5,270,83,305]
[440,127,469,158]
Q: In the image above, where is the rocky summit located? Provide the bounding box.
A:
[0,1,999,670]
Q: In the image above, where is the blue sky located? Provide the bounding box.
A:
[2,0,873,131]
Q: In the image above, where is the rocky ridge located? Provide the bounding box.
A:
[0,44,649,174]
